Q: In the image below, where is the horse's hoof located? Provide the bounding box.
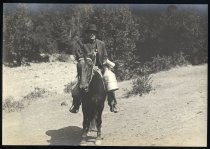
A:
[80,143,88,146]
[80,141,87,146]
[95,139,102,145]
[80,139,87,146]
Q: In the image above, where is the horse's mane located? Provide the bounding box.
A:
[90,69,105,92]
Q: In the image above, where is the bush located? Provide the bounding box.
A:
[23,87,48,100]
[31,54,50,63]
[125,51,188,97]
[3,88,49,113]
[49,54,72,62]
[115,64,134,81]
[127,74,153,97]
[150,55,173,73]
[56,54,71,62]
[21,87,49,107]
[115,51,189,81]
[138,51,189,75]
[64,80,77,94]
[3,96,24,112]
[172,51,189,66]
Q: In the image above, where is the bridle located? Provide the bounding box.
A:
[78,57,95,88]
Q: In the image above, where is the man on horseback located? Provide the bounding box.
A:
[70,24,119,113]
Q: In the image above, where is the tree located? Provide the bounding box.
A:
[42,4,94,54]
[86,5,140,80]
[3,4,34,66]
[158,5,207,64]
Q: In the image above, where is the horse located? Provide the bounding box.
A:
[77,57,106,145]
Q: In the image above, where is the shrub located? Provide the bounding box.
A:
[56,54,71,62]
[49,54,71,62]
[127,74,153,97]
[3,88,49,113]
[23,87,48,100]
[32,54,50,63]
[139,51,189,75]
[115,51,189,81]
[138,61,152,75]
[172,51,189,66]
[64,80,77,94]
[3,96,24,112]
[150,55,173,73]
[115,59,143,81]
[115,65,134,81]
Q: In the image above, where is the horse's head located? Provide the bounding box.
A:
[77,58,94,92]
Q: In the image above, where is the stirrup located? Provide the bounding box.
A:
[69,106,79,113]
[110,105,119,113]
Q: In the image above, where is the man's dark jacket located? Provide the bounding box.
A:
[74,38,108,69]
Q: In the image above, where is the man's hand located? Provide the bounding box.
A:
[93,66,100,71]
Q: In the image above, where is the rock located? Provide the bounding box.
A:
[61,101,68,106]
[197,111,202,114]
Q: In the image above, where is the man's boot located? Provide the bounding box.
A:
[107,91,119,113]
[69,84,82,113]
[69,96,81,113]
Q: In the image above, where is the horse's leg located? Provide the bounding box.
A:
[81,109,89,145]
[95,104,104,145]
[82,117,89,138]
[81,121,89,145]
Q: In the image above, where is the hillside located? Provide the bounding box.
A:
[2,63,207,146]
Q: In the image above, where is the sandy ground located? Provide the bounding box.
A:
[3,62,77,101]
[2,63,207,146]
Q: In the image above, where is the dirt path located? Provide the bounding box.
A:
[2,64,207,146]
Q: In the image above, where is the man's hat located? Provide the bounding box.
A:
[86,24,98,32]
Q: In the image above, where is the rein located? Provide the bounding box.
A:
[78,57,95,88]
[78,44,102,89]
[78,55,105,92]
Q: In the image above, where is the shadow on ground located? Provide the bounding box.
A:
[46,126,83,145]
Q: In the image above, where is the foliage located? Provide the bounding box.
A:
[64,80,77,94]
[3,96,24,112]
[126,50,188,97]
[172,51,189,66]
[3,4,207,76]
[86,5,141,81]
[3,87,49,113]
[150,55,174,72]
[23,87,48,100]
[3,4,36,66]
[138,51,189,74]
[56,54,72,62]
[127,74,153,97]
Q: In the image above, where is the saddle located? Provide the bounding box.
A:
[92,66,106,90]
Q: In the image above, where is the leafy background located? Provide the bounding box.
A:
[3,4,208,81]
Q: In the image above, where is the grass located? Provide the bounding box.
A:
[64,80,77,94]
[143,51,189,74]
[126,74,153,97]
[3,96,24,112]
[126,51,188,97]
[3,51,189,111]
[23,87,48,100]
[3,87,49,113]
[49,54,73,62]
[115,51,189,81]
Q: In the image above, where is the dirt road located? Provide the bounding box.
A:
[2,64,207,146]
